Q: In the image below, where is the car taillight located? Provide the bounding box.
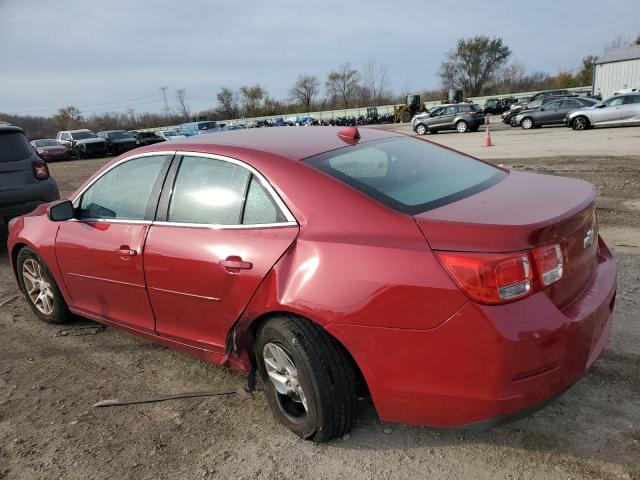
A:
[436,251,532,304]
[33,162,50,180]
[532,244,563,286]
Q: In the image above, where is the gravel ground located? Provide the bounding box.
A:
[1,126,639,479]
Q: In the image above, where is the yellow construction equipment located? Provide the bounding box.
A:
[394,95,425,123]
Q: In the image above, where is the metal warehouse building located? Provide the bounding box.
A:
[594,45,640,99]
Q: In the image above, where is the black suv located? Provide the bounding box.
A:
[483,97,517,115]
[0,125,59,233]
[97,130,139,155]
[412,103,485,134]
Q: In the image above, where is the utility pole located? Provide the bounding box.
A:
[160,86,170,116]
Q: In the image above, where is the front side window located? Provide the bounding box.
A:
[305,137,505,215]
[78,155,167,220]
[605,96,625,107]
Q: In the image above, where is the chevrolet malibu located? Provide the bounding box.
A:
[7,127,617,442]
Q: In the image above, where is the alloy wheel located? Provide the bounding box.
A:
[416,124,427,135]
[263,342,308,417]
[573,117,587,131]
[456,121,468,133]
[522,118,533,129]
[21,259,54,315]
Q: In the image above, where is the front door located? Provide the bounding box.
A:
[144,154,298,351]
[55,153,172,331]
[591,96,625,125]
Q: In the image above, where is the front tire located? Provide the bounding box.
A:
[415,124,428,135]
[255,314,357,442]
[521,117,534,129]
[572,116,590,131]
[16,248,70,324]
[456,120,468,133]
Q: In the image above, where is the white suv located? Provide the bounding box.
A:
[56,129,108,158]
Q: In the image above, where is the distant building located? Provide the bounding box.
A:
[594,45,640,99]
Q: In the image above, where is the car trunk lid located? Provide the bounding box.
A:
[414,171,598,308]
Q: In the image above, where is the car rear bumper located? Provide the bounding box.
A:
[327,236,617,428]
[0,180,59,231]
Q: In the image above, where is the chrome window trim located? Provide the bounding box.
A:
[68,218,152,225]
[71,150,177,208]
[167,151,297,225]
[69,149,298,227]
[152,220,298,230]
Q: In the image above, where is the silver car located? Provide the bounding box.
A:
[566,92,640,130]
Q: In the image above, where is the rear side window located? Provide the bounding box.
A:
[79,155,167,220]
[168,156,250,224]
[305,137,506,215]
[243,176,287,224]
[0,131,32,162]
[624,95,640,104]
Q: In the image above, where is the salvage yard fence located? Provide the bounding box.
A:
[138,86,593,132]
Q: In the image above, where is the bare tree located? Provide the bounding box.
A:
[289,75,320,112]
[363,59,391,105]
[53,106,83,130]
[174,89,190,119]
[239,85,266,117]
[325,63,360,109]
[216,87,240,119]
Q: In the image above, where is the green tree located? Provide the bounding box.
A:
[439,36,512,96]
[53,106,83,130]
[576,55,597,86]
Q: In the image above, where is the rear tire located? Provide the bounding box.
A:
[16,248,70,324]
[255,314,357,442]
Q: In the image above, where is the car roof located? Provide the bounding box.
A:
[151,126,401,161]
[67,129,94,133]
[0,125,24,134]
[99,130,127,133]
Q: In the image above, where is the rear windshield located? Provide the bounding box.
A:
[73,131,98,140]
[305,137,506,214]
[0,131,32,162]
[33,139,59,147]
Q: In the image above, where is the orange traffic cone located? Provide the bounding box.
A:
[483,116,493,147]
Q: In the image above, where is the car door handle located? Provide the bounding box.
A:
[117,245,137,258]
[219,256,253,272]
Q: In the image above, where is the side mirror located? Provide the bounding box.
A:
[48,200,74,222]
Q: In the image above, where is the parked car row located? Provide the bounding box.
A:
[498,92,640,130]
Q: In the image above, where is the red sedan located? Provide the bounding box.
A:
[30,139,71,161]
[7,127,616,441]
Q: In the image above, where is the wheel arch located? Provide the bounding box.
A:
[229,308,370,398]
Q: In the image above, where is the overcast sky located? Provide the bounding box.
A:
[1,0,639,116]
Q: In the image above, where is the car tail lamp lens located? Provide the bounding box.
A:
[436,251,532,304]
[33,162,50,180]
[532,244,563,286]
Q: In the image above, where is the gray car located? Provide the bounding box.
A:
[412,103,485,134]
[0,125,60,232]
[566,93,640,130]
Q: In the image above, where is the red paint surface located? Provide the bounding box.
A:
[7,128,617,427]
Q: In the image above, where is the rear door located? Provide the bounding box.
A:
[621,94,640,124]
[143,153,299,352]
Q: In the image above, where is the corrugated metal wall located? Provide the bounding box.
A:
[594,59,640,98]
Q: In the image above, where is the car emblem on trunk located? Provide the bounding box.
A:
[583,229,595,249]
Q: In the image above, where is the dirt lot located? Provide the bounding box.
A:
[1,126,639,479]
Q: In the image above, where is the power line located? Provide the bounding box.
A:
[10,93,163,115]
